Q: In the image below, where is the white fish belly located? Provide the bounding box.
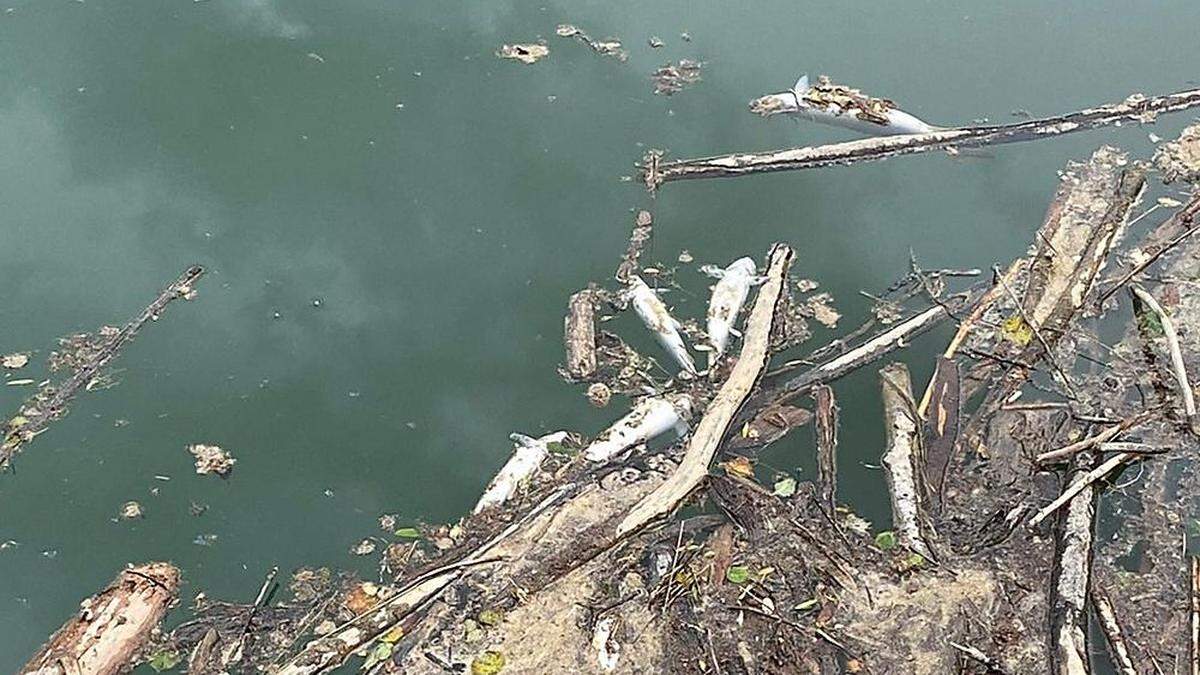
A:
[585,396,689,462]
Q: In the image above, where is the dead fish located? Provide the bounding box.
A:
[749,74,940,136]
[584,394,691,462]
[701,257,764,368]
[473,431,569,513]
[627,276,697,374]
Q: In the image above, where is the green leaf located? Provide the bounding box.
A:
[478,608,504,627]
[147,649,182,672]
[874,531,897,551]
[471,650,506,675]
[363,642,393,669]
[726,565,751,584]
[899,552,926,572]
[1136,306,1166,337]
[772,476,797,498]
[394,527,422,539]
[1000,314,1033,346]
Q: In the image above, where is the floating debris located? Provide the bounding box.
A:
[648,35,664,49]
[677,250,693,263]
[652,60,703,96]
[806,293,842,328]
[192,533,218,547]
[555,24,628,61]
[350,539,377,556]
[378,513,399,531]
[305,52,325,64]
[1154,123,1200,184]
[6,379,34,386]
[118,500,144,520]
[587,382,612,408]
[188,501,208,517]
[750,74,937,135]
[188,443,236,477]
[497,43,549,65]
[2,353,29,369]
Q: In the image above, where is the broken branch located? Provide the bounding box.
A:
[1131,284,1198,433]
[879,362,935,560]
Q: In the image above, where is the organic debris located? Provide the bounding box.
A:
[2,353,29,369]
[496,43,548,65]
[651,60,702,96]
[555,24,627,61]
[118,500,144,520]
[188,443,236,477]
[803,75,898,125]
[1154,122,1200,184]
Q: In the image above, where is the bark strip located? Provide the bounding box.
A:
[617,243,794,536]
[1090,588,1137,675]
[643,87,1200,188]
[21,562,180,675]
[615,210,653,283]
[812,385,839,515]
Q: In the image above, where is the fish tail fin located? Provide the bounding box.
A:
[793,73,810,96]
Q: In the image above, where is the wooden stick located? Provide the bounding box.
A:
[1029,452,1134,528]
[1035,410,1155,464]
[949,641,1007,674]
[20,562,180,675]
[879,362,934,560]
[1,265,205,468]
[1131,285,1199,433]
[617,243,794,536]
[812,385,839,516]
[642,86,1200,189]
[1090,588,1138,675]
[564,289,599,379]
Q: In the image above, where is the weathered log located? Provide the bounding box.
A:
[21,562,180,675]
[642,87,1200,189]
[2,265,205,468]
[1090,588,1137,675]
[878,362,935,560]
[1192,556,1200,675]
[1095,189,1200,306]
[1048,456,1098,675]
[563,289,598,379]
[617,243,794,536]
[921,356,958,512]
[812,385,839,515]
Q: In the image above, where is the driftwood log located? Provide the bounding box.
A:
[20,562,180,675]
[642,86,1200,189]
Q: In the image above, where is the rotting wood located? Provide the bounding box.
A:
[641,86,1200,189]
[1048,454,1098,675]
[617,243,794,537]
[564,288,599,379]
[1090,588,1138,675]
[1,265,205,469]
[615,209,653,284]
[1131,284,1199,434]
[878,362,935,560]
[20,562,180,675]
[812,385,839,516]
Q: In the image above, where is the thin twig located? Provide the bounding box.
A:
[991,264,1079,401]
[1131,285,1199,434]
[1029,452,1137,527]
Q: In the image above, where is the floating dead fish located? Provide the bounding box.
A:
[702,257,764,368]
[584,394,691,462]
[749,74,940,136]
[627,276,697,374]
[497,43,549,65]
[473,430,570,513]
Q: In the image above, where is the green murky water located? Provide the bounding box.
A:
[1,0,1197,668]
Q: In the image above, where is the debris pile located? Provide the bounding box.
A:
[189,443,237,477]
[495,43,548,65]
[651,60,702,96]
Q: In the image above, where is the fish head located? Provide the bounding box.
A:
[748,74,810,117]
[726,257,758,277]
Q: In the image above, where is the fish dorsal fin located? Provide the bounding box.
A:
[792,74,810,96]
[699,264,725,280]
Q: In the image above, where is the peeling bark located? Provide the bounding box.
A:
[20,562,180,675]
[563,289,598,379]
[879,362,935,560]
